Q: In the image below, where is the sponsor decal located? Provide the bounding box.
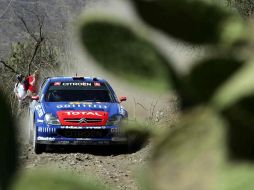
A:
[36,119,44,123]
[64,111,103,116]
[112,137,127,141]
[61,126,106,129]
[36,140,111,145]
[56,104,108,109]
[54,82,61,86]
[70,102,92,105]
[73,140,110,145]
[35,105,44,117]
[94,82,101,87]
[37,137,55,141]
[56,141,70,145]
[63,130,105,138]
[111,128,120,134]
[62,82,92,86]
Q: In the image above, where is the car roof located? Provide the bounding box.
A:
[47,76,107,83]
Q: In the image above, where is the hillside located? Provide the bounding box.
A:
[0,0,90,57]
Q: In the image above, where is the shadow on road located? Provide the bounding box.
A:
[45,143,146,156]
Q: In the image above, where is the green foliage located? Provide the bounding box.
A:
[222,95,254,160]
[212,63,254,160]
[218,163,254,190]
[79,17,177,91]
[212,62,254,111]
[146,108,226,190]
[12,169,108,190]
[0,92,17,190]
[132,0,245,45]
[180,55,244,108]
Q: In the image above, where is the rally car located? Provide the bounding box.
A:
[29,76,128,154]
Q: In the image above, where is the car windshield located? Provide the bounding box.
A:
[45,82,113,102]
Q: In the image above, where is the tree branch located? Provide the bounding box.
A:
[16,13,45,75]
[28,42,41,76]
[17,15,38,42]
[0,60,19,74]
[36,14,45,41]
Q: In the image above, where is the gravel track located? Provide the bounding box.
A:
[18,142,151,190]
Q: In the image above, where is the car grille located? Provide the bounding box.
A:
[64,118,102,124]
[57,129,110,138]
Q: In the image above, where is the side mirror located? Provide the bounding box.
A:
[119,96,127,102]
[31,95,39,101]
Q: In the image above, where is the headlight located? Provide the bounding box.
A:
[44,113,61,125]
[106,115,122,126]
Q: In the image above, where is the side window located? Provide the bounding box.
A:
[38,79,49,98]
[105,82,117,102]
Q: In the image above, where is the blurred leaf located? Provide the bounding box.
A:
[211,61,254,160]
[0,92,18,190]
[222,95,254,160]
[79,16,179,91]
[144,107,226,190]
[180,56,244,108]
[212,62,254,111]
[218,163,254,190]
[12,169,109,190]
[132,0,245,45]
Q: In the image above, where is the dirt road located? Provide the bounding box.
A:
[18,142,150,190]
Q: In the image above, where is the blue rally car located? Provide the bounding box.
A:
[29,76,128,154]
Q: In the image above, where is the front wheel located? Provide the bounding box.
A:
[34,143,46,154]
[32,126,46,154]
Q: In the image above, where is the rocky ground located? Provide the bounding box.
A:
[18,142,151,190]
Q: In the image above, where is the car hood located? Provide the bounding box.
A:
[42,102,121,117]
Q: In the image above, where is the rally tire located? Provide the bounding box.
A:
[34,143,46,154]
[33,126,46,154]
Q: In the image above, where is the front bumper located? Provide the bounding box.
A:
[36,125,128,145]
[37,137,128,145]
